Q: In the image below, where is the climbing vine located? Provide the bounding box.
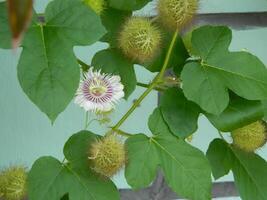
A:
[1,0,267,199]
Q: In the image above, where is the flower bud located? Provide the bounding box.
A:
[118,17,161,63]
[89,135,126,177]
[231,121,267,152]
[0,166,27,200]
[158,0,198,31]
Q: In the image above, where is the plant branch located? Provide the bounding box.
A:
[217,130,227,141]
[137,82,164,92]
[112,31,179,132]
[84,112,89,129]
[116,129,132,137]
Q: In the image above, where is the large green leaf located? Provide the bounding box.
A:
[160,88,200,138]
[125,133,212,200]
[206,139,233,179]
[231,148,267,200]
[0,0,106,122]
[107,0,152,11]
[181,26,267,115]
[63,130,101,170]
[143,32,189,73]
[92,49,136,99]
[206,96,264,132]
[206,138,267,200]
[125,134,159,189]
[0,2,11,48]
[182,62,229,115]
[148,108,172,136]
[100,7,131,47]
[28,156,119,200]
[28,131,119,200]
[154,133,212,200]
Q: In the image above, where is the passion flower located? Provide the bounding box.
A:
[75,68,124,113]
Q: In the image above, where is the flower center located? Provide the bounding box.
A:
[89,85,107,97]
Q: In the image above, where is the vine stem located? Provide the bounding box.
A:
[112,31,179,132]
[84,112,89,129]
[217,130,227,141]
[137,82,165,92]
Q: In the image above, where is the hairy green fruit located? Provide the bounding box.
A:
[231,121,267,152]
[0,166,27,200]
[118,17,161,63]
[158,0,198,30]
[89,134,126,177]
[84,0,106,15]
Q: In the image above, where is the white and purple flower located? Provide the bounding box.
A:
[75,68,124,113]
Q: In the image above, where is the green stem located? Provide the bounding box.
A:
[112,31,179,132]
[217,130,226,141]
[77,59,90,72]
[84,112,89,129]
[61,158,66,164]
[136,82,150,88]
[116,129,132,137]
[137,82,164,92]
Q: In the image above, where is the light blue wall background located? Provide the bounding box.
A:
[0,1,267,199]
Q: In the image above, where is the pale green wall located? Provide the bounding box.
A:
[0,1,267,199]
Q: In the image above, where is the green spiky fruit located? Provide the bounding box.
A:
[231,121,267,152]
[89,134,126,177]
[118,17,161,63]
[0,173,6,198]
[158,0,198,30]
[0,166,27,200]
[84,0,106,15]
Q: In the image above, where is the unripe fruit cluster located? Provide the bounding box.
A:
[231,121,267,152]
[118,17,161,63]
[0,166,27,200]
[89,135,126,177]
[158,0,198,30]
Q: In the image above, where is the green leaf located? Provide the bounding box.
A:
[181,62,229,115]
[126,133,212,200]
[28,131,119,200]
[92,49,136,99]
[206,139,233,179]
[148,108,173,135]
[192,26,231,60]
[125,134,159,189]
[107,0,152,11]
[206,96,264,132]
[181,26,267,115]
[206,138,267,200]
[160,88,200,138]
[231,148,267,200]
[63,130,101,170]
[100,7,131,47]
[154,133,212,200]
[144,32,189,73]
[262,100,267,121]
[0,2,11,48]
[15,0,106,122]
[28,156,119,200]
